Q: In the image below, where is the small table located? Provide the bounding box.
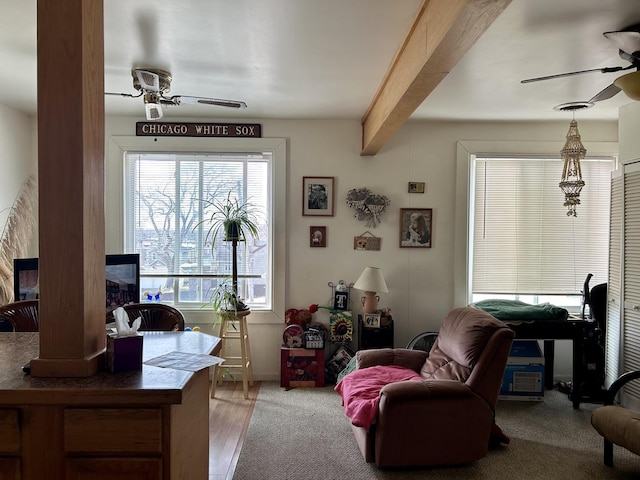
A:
[505,317,586,409]
[358,314,394,350]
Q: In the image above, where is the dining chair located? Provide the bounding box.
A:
[0,299,39,332]
[106,303,186,331]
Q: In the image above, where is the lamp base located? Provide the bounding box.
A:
[361,291,380,314]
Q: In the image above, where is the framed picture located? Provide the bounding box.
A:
[400,208,432,248]
[303,176,334,216]
[408,181,425,193]
[310,226,327,247]
[363,313,381,329]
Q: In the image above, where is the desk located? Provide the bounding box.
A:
[505,318,585,409]
[0,331,220,480]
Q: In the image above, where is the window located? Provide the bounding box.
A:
[123,150,273,311]
[469,155,615,310]
[455,140,618,312]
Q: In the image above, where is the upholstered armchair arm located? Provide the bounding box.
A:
[604,370,640,405]
[356,348,428,373]
[380,379,472,401]
[375,378,493,467]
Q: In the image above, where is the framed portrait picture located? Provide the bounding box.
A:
[310,226,327,247]
[363,313,381,329]
[400,208,432,248]
[303,176,334,216]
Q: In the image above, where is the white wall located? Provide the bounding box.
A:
[0,104,36,242]
[103,116,618,381]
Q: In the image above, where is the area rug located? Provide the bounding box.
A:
[233,382,640,480]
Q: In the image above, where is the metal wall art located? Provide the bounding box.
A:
[345,187,390,228]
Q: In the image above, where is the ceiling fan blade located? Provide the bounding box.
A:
[588,83,622,103]
[603,29,640,57]
[105,91,143,99]
[169,95,247,109]
[134,69,161,92]
[521,65,632,84]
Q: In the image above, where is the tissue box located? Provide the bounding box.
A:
[106,333,143,372]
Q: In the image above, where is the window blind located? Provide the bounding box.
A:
[472,157,614,295]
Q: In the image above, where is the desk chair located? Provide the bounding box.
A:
[106,303,185,331]
[0,300,39,332]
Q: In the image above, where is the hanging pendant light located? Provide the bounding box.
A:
[559,119,586,216]
[555,102,591,217]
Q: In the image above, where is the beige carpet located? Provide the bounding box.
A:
[233,382,640,480]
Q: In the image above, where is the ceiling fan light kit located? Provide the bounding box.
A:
[144,100,163,120]
[614,71,640,101]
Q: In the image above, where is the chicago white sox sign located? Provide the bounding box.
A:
[136,122,261,138]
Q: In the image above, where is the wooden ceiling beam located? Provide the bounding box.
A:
[361,0,512,156]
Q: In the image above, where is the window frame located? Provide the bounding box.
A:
[454,140,618,310]
[106,136,286,325]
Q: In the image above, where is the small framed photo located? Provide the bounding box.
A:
[400,208,432,248]
[310,226,326,247]
[408,182,425,193]
[303,176,334,216]
[363,313,381,329]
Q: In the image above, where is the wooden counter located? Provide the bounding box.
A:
[0,331,220,480]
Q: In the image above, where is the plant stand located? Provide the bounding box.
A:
[210,309,254,400]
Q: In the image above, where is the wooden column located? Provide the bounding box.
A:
[31,0,105,377]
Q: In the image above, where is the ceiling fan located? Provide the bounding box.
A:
[521,25,640,106]
[105,68,247,120]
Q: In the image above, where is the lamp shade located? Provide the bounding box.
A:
[353,267,388,293]
[614,71,640,101]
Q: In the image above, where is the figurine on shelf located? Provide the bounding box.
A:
[334,280,349,310]
[143,290,162,302]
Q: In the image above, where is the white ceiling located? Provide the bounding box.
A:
[1,0,640,123]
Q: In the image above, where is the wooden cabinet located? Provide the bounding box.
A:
[63,408,163,454]
[0,458,20,480]
[0,332,218,480]
[65,458,162,480]
[358,315,394,349]
[0,409,20,480]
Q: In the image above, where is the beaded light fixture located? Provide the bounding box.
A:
[555,102,591,217]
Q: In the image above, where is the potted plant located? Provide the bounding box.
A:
[201,191,261,246]
[208,276,250,318]
[198,191,261,314]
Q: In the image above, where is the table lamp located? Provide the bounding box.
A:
[353,266,388,314]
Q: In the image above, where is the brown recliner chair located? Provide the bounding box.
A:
[341,306,514,468]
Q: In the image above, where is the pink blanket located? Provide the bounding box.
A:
[334,365,423,430]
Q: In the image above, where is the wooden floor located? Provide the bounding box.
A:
[209,381,261,480]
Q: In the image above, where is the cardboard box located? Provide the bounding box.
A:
[106,334,143,373]
[499,340,545,401]
[280,347,325,388]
